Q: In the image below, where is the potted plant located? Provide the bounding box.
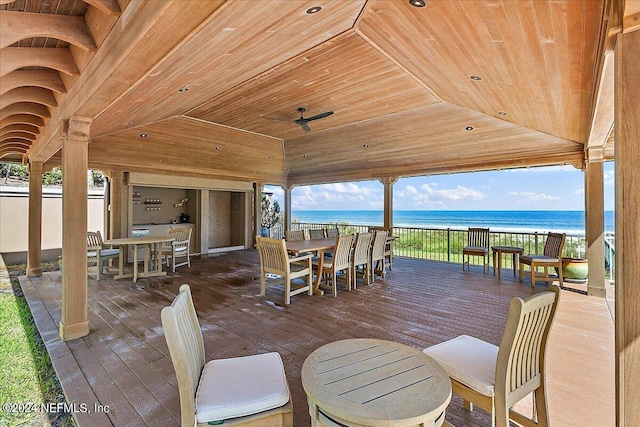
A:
[174,198,190,223]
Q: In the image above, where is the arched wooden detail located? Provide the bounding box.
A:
[0,11,97,51]
[0,115,46,128]
[0,141,32,150]
[0,124,40,136]
[0,132,36,142]
[0,0,16,4]
[0,149,29,160]
[0,70,67,96]
[0,103,51,121]
[0,87,58,109]
[84,0,121,16]
[0,47,79,77]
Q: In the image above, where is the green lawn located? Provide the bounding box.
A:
[0,262,74,427]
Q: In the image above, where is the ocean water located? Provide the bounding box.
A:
[291,210,615,235]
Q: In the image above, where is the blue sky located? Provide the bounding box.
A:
[265,162,615,211]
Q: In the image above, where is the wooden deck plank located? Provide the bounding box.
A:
[19,251,614,427]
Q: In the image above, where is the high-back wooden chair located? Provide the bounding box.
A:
[161,285,293,426]
[162,227,192,272]
[313,234,354,297]
[325,227,339,238]
[424,285,561,427]
[308,229,325,239]
[285,230,305,241]
[370,230,388,281]
[352,232,373,289]
[519,232,566,288]
[256,236,313,305]
[463,227,490,273]
[86,231,119,280]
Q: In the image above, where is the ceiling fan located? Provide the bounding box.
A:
[263,107,334,132]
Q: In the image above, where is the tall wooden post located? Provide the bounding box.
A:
[284,186,292,234]
[584,161,606,297]
[253,182,263,246]
[59,116,91,341]
[199,189,210,255]
[108,170,125,239]
[27,161,43,277]
[615,27,640,426]
[381,177,397,231]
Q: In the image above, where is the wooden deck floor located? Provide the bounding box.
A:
[19,251,614,427]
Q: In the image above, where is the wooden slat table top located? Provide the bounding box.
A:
[104,236,174,245]
[286,238,336,254]
[302,338,451,426]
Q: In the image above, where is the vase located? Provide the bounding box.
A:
[179,213,190,223]
[561,258,588,281]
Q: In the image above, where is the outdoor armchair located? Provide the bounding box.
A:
[161,227,192,272]
[519,232,566,288]
[86,231,119,280]
[463,227,490,273]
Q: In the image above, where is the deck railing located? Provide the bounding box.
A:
[286,222,609,276]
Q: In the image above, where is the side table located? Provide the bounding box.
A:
[492,245,524,279]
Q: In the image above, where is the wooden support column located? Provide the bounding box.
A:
[199,189,210,255]
[253,182,263,246]
[27,161,43,277]
[380,177,397,231]
[59,116,91,341]
[284,186,292,233]
[585,161,606,297]
[108,170,125,239]
[615,27,640,427]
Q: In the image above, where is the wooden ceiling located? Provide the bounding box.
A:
[0,0,616,186]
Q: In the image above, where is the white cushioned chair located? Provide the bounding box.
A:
[424,285,560,427]
[161,285,293,426]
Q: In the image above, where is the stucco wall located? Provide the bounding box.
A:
[0,186,104,263]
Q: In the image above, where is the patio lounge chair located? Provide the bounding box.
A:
[519,232,566,288]
[463,227,490,273]
[424,285,561,427]
[86,231,119,280]
[161,285,293,426]
[256,236,313,305]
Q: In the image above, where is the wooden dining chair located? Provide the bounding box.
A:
[370,230,388,281]
[519,232,566,288]
[256,236,313,305]
[463,227,490,273]
[326,227,339,238]
[86,231,119,280]
[308,229,326,239]
[162,227,192,272]
[313,234,354,297]
[352,232,373,289]
[285,230,305,241]
[424,285,560,427]
[162,285,293,426]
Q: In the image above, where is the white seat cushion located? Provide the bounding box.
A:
[195,352,290,423]
[424,335,498,397]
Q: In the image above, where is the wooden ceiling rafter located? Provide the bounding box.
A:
[0,131,36,141]
[0,47,80,77]
[0,10,97,51]
[0,114,46,128]
[0,70,67,95]
[83,0,120,16]
[0,86,58,109]
[0,124,40,136]
[0,102,51,121]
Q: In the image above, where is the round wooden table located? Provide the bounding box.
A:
[492,245,525,279]
[301,338,451,427]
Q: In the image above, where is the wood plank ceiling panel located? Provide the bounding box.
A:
[89,116,286,183]
[90,0,366,138]
[356,0,604,144]
[186,31,439,140]
[285,103,583,184]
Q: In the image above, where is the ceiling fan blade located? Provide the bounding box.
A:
[300,122,311,132]
[304,111,334,122]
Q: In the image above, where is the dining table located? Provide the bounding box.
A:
[302,338,452,427]
[285,237,336,295]
[103,236,174,282]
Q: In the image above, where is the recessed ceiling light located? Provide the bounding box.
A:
[177,87,189,93]
[306,6,322,14]
[363,144,369,148]
[139,133,147,138]
[268,155,274,159]
[498,111,507,116]
[303,155,309,158]
[126,121,134,125]
[469,75,482,81]
[409,0,426,7]
[465,126,474,131]
[215,146,222,150]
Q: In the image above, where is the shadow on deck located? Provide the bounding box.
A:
[19,251,614,426]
